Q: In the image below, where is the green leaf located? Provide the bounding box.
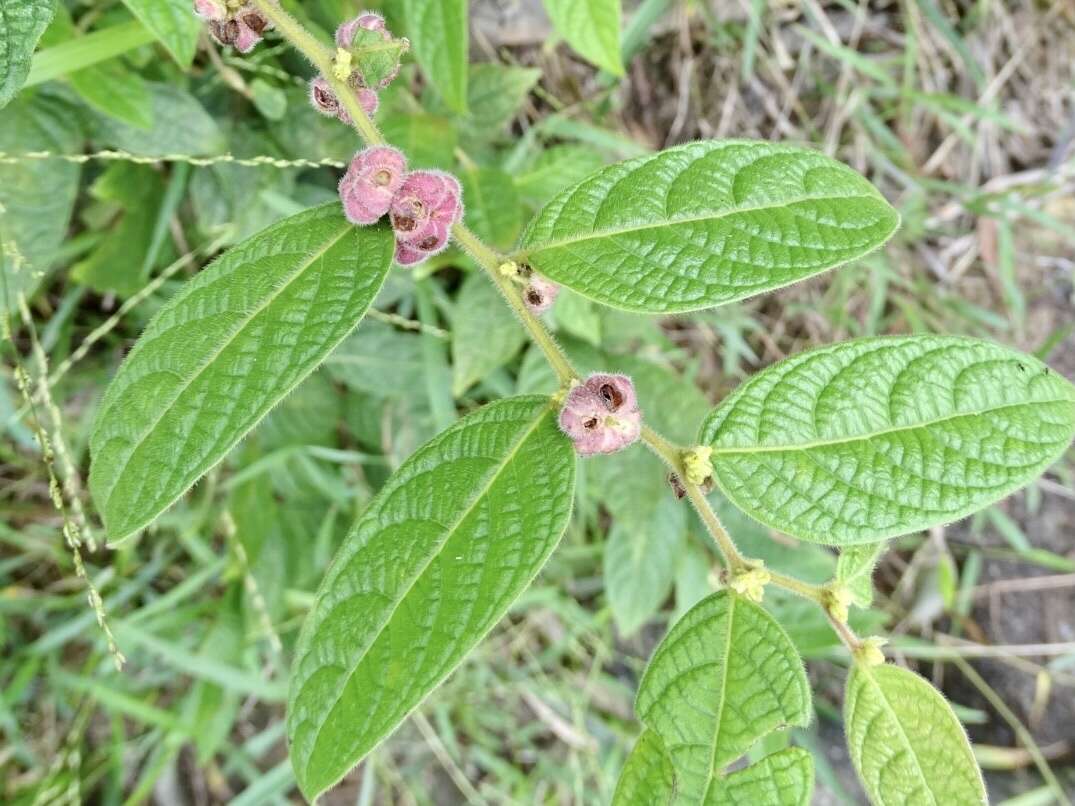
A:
[0,0,55,108]
[451,272,526,396]
[463,63,540,135]
[120,0,201,67]
[634,590,812,803]
[460,166,522,249]
[515,144,606,208]
[251,78,287,121]
[844,663,986,805]
[516,140,899,313]
[25,20,157,87]
[596,446,685,636]
[72,162,166,295]
[89,204,394,541]
[699,335,1075,544]
[287,396,576,800]
[542,0,624,76]
[379,112,457,169]
[0,90,81,312]
[703,747,814,805]
[68,59,153,129]
[836,544,885,607]
[612,730,676,806]
[402,0,468,113]
[91,82,225,157]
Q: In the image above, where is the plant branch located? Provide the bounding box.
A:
[252,0,859,647]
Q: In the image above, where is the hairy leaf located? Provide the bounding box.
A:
[0,0,54,108]
[634,590,811,803]
[699,336,1075,544]
[516,140,899,313]
[612,730,676,806]
[120,0,201,67]
[703,747,813,805]
[836,543,885,607]
[845,663,986,805]
[451,271,526,395]
[89,204,394,541]
[542,0,623,75]
[402,0,467,113]
[287,396,576,799]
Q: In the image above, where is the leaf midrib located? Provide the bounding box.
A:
[701,592,736,794]
[101,219,352,515]
[518,191,885,257]
[302,402,555,788]
[858,668,939,806]
[706,397,1073,456]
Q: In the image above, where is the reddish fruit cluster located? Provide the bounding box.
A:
[194,0,273,54]
[559,374,642,456]
[308,13,398,127]
[338,148,463,266]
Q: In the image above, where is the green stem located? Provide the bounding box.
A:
[450,225,578,385]
[247,0,856,642]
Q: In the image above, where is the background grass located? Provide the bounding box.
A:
[2,1,1074,803]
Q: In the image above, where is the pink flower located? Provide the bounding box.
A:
[523,275,560,314]
[339,147,407,225]
[389,171,463,265]
[558,374,642,456]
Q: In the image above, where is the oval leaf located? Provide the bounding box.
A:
[89,204,393,541]
[845,663,986,805]
[543,0,624,76]
[699,336,1075,544]
[612,730,676,806]
[515,140,898,313]
[287,396,576,800]
[0,0,54,108]
[634,590,812,803]
[120,0,201,67]
[403,0,468,113]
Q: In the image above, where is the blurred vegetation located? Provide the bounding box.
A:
[2,0,1074,803]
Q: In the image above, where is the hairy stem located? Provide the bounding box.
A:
[250,0,860,648]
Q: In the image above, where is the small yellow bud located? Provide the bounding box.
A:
[681,445,714,485]
[497,260,519,278]
[855,636,888,667]
[729,564,771,603]
[822,584,853,624]
[333,48,353,82]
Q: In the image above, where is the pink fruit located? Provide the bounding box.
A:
[339,146,408,225]
[523,275,560,314]
[558,374,642,456]
[389,171,463,265]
